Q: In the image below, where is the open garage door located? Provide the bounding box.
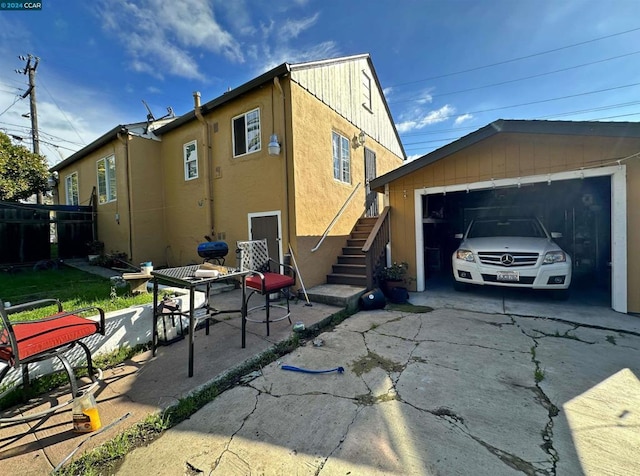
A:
[414,165,627,313]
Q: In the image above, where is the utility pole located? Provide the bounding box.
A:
[16,54,42,204]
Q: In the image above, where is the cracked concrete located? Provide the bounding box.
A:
[114,303,640,475]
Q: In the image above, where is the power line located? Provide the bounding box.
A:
[0,120,87,147]
[0,95,22,117]
[400,99,640,138]
[398,81,640,130]
[388,26,640,88]
[403,110,640,153]
[4,131,78,152]
[39,78,87,146]
[389,50,640,104]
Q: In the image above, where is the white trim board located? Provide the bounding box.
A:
[413,165,627,313]
[247,210,284,263]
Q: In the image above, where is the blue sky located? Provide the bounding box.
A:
[0,0,639,166]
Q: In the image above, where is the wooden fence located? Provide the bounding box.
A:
[0,201,95,265]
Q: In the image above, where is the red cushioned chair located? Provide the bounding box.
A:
[237,239,297,336]
[0,298,105,425]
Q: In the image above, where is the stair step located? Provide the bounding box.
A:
[337,255,365,265]
[354,223,374,231]
[325,215,379,289]
[332,264,366,276]
[347,238,366,247]
[327,273,367,286]
[342,246,364,255]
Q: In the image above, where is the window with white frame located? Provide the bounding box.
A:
[97,155,117,204]
[233,108,261,157]
[362,70,372,111]
[332,131,351,183]
[184,140,198,180]
[65,172,79,205]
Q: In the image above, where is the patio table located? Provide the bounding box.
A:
[151,265,249,377]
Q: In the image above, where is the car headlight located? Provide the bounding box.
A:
[456,249,475,262]
[543,250,566,264]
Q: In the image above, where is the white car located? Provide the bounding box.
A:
[452,216,572,297]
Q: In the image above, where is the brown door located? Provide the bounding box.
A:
[250,213,281,261]
[364,148,378,217]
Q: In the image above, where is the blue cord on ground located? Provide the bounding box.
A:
[281,365,344,374]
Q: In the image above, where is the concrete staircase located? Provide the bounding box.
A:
[326,216,377,287]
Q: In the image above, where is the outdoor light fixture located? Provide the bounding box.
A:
[353,130,366,148]
[268,134,281,156]
[47,172,58,189]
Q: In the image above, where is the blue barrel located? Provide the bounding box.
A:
[197,241,229,259]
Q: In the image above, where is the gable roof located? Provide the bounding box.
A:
[155,54,406,158]
[370,119,640,189]
[52,54,404,173]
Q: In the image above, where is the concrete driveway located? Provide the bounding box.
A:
[115,287,640,475]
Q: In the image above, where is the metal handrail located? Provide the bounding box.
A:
[311,182,362,252]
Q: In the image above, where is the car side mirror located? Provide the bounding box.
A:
[550,232,563,238]
[454,233,463,239]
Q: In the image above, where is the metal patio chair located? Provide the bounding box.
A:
[0,299,105,425]
[236,239,296,336]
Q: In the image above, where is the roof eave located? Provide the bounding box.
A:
[50,124,128,172]
[371,119,640,189]
[155,63,291,136]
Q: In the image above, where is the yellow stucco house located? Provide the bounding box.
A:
[50,54,405,291]
[370,119,640,314]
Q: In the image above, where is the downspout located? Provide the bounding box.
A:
[117,127,134,261]
[273,77,290,245]
[193,91,215,238]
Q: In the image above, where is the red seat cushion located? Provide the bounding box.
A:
[0,314,100,365]
[246,272,295,293]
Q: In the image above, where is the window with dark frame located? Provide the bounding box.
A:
[362,70,372,111]
[233,108,261,157]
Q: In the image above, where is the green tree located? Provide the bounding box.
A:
[0,132,49,201]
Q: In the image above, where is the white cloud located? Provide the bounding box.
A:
[454,113,473,125]
[0,72,128,167]
[98,0,243,81]
[280,13,320,38]
[396,104,455,133]
[255,40,341,74]
[416,89,434,105]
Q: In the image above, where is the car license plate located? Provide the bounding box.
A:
[497,271,519,282]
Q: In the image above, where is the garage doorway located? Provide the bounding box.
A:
[413,165,627,313]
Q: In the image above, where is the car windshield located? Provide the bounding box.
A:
[467,218,547,238]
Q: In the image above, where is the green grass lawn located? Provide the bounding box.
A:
[0,264,153,320]
[0,264,155,411]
